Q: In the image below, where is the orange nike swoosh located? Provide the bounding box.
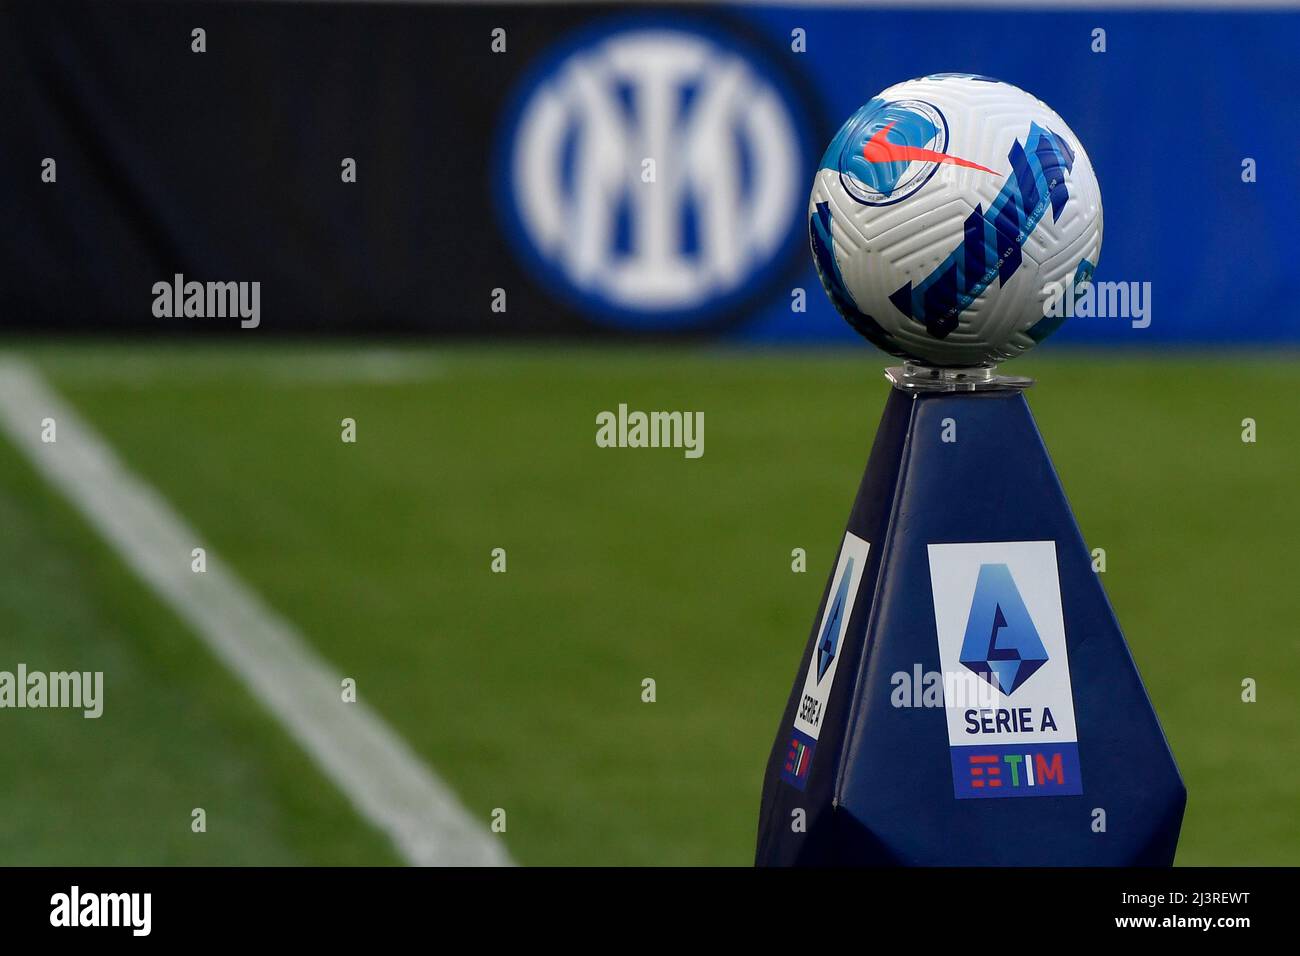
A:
[862,122,997,174]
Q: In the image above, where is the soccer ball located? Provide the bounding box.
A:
[809,74,1102,367]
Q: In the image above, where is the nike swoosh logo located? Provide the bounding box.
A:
[862,122,997,174]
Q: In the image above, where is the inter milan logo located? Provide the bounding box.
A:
[958,563,1049,695]
[498,22,806,329]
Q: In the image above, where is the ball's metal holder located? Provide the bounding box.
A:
[885,361,1034,393]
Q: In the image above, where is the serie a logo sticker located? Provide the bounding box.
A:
[781,532,870,790]
[927,541,1083,799]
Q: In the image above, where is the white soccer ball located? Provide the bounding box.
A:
[809,74,1102,367]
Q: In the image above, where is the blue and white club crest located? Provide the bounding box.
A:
[497,23,806,328]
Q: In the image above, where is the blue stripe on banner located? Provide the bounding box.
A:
[735,7,1300,345]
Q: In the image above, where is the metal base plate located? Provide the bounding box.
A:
[885,362,1034,393]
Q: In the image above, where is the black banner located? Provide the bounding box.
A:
[0,0,821,338]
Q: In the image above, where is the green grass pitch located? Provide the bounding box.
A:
[1,342,1296,865]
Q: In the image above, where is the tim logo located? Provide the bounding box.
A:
[954,746,1082,799]
[497,22,807,329]
[780,729,816,791]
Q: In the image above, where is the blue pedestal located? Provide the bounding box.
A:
[756,385,1185,865]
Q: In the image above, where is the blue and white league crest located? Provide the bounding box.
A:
[958,562,1049,695]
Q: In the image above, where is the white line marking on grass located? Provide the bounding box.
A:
[0,357,510,867]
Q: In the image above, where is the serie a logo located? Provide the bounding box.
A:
[928,543,1084,800]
